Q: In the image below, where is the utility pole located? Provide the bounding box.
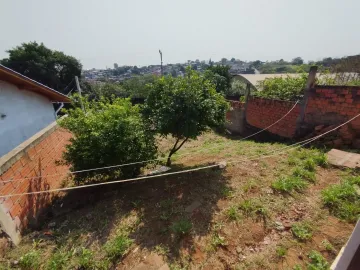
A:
[75,76,85,113]
[159,49,163,76]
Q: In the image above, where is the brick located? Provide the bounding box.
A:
[0,182,15,195]
[9,203,22,219]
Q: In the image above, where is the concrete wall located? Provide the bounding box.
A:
[0,80,56,157]
[225,101,246,134]
[0,122,72,244]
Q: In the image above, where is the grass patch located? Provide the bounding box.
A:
[47,249,71,270]
[171,219,192,236]
[225,205,241,221]
[104,234,133,262]
[19,250,41,270]
[154,244,170,256]
[275,246,287,259]
[238,199,268,221]
[292,167,316,183]
[307,250,329,270]
[77,248,95,269]
[272,175,308,193]
[321,239,335,253]
[220,186,235,198]
[291,222,313,241]
[322,176,360,222]
[210,234,227,250]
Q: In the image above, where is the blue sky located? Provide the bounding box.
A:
[1,0,359,69]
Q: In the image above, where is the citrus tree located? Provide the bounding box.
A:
[143,69,229,166]
[59,97,157,184]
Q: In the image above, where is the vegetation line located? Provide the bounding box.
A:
[2,101,302,184]
[0,164,220,198]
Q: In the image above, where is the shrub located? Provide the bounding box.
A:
[59,97,157,183]
[255,73,308,101]
[104,234,133,262]
[143,68,229,165]
[291,222,312,241]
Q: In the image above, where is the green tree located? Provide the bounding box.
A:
[59,97,157,183]
[291,57,304,65]
[142,68,229,166]
[1,42,82,94]
[204,65,232,94]
[122,74,156,99]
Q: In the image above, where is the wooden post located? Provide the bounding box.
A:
[295,66,317,137]
[75,76,85,113]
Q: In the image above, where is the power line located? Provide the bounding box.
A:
[0,164,219,199]
[3,112,360,198]
[0,101,309,184]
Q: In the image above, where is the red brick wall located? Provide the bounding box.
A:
[0,126,72,231]
[246,97,301,138]
[304,86,360,146]
[305,86,360,130]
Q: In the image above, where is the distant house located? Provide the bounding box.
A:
[0,64,70,157]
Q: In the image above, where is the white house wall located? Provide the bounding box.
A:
[0,81,56,157]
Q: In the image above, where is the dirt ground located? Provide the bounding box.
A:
[0,132,357,269]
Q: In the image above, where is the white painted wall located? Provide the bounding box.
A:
[0,81,56,157]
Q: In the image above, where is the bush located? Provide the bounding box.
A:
[255,73,308,101]
[59,97,157,183]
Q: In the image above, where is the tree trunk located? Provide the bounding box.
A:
[166,137,188,166]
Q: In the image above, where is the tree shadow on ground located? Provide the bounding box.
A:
[29,162,231,268]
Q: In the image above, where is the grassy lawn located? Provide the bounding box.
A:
[1,132,358,269]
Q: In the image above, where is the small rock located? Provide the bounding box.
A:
[236,247,243,254]
[239,255,246,262]
[12,260,19,265]
[275,221,285,231]
[48,222,56,228]
[263,236,271,245]
[354,185,360,196]
[218,161,227,169]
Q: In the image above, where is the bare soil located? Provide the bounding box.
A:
[0,132,356,269]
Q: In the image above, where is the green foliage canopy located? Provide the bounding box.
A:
[143,68,229,165]
[255,74,308,101]
[204,65,232,94]
[1,42,82,94]
[59,97,157,183]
